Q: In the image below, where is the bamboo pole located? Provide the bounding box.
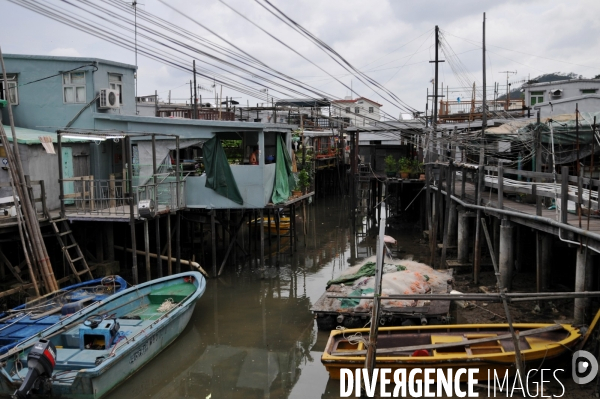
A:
[114,245,208,277]
[0,47,57,292]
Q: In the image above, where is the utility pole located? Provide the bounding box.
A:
[133,1,138,115]
[499,70,517,110]
[193,60,198,119]
[474,12,487,283]
[189,80,193,118]
[427,25,445,267]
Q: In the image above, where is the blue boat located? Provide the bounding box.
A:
[0,271,205,399]
[0,276,128,356]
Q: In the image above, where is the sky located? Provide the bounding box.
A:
[2,0,600,120]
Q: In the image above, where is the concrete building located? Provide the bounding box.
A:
[522,78,600,117]
[331,97,382,126]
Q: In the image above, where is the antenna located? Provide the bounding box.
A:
[499,70,517,106]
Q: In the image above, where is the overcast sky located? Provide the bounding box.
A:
[3,0,600,119]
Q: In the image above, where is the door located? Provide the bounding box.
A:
[62,147,74,205]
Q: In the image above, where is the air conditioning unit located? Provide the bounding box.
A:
[99,88,120,109]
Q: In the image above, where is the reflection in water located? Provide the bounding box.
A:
[109,197,428,398]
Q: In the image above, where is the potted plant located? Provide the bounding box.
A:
[397,157,412,179]
[384,155,397,178]
[298,169,311,194]
[291,173,302,197]
[411,159,424,179]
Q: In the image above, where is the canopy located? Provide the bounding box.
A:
[271,134,295,204]
[1,126,88,144]
[203,136,243,205]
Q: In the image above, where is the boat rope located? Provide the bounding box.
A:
[336,326,370,348]
[157,298,176,312]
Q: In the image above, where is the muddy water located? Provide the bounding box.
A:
[109,197,430,399]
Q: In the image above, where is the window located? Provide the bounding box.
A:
[369,107,374,113]
[345,107,351,113]
[109,73,123,104]
[355,107,360,114]
[0,74,18,105]
[63,72,86,103]
[530,90,544,106]
[582,89,598,94]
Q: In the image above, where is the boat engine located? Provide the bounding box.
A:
[15,339,56,399]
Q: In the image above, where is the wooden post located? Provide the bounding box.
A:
[155,215,162,277]
[167,214,173,275]
[58,133,65,217]
[109,174,116,208]
[144,218,151,281]
[259,209,265,267]
[473,165,485,284]
[535,122,543,216]
[126,136,138,284]
[461,167,466,200]
[210,210,216,276]
[578,168,583,229]
[440,162,453,268]
[497,162,504,209]
[499,219,514,290]
[561,166,569,225]
[175,212,181,273]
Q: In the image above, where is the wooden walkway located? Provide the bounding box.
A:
[436,164,600,251]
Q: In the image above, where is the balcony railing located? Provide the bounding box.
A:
[60,175,185,219]
[438,99,526,123]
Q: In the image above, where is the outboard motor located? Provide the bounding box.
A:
[15,339,56,399]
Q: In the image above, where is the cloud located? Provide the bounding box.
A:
[48,47,81,57]
[5,0,600,115]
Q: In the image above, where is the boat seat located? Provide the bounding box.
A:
[53,348,109,370]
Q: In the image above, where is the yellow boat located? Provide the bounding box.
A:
[322,323,581,380]
[248,216,290,235]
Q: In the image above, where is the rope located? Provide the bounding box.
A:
[335,325,370,348]
[157,298,176,312]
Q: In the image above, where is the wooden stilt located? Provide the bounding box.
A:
[175,212,181,274]
[211,210,217,277]
[259,209,265,267]
[155,215,162,277]
[144,218,151,281]
[167,214,172,275]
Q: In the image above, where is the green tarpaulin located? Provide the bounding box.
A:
[271,134,296,204]
[326,262,376,288]
[340,288,374,308]
[203,136,243,205]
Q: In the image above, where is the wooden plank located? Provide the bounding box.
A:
[0,282,37,299]
[331,324,563,356]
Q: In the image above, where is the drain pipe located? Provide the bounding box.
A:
[448,194,600,254]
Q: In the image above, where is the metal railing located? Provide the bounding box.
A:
[61,176,186,218]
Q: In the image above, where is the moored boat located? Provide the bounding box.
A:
[0,271,206,399]
[322,323,581,380]
[0,276,128,356]
[248,216,290,234]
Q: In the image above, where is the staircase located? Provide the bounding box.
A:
[50,218,93,282]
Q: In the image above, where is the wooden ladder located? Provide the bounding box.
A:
[50,218,93,282]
